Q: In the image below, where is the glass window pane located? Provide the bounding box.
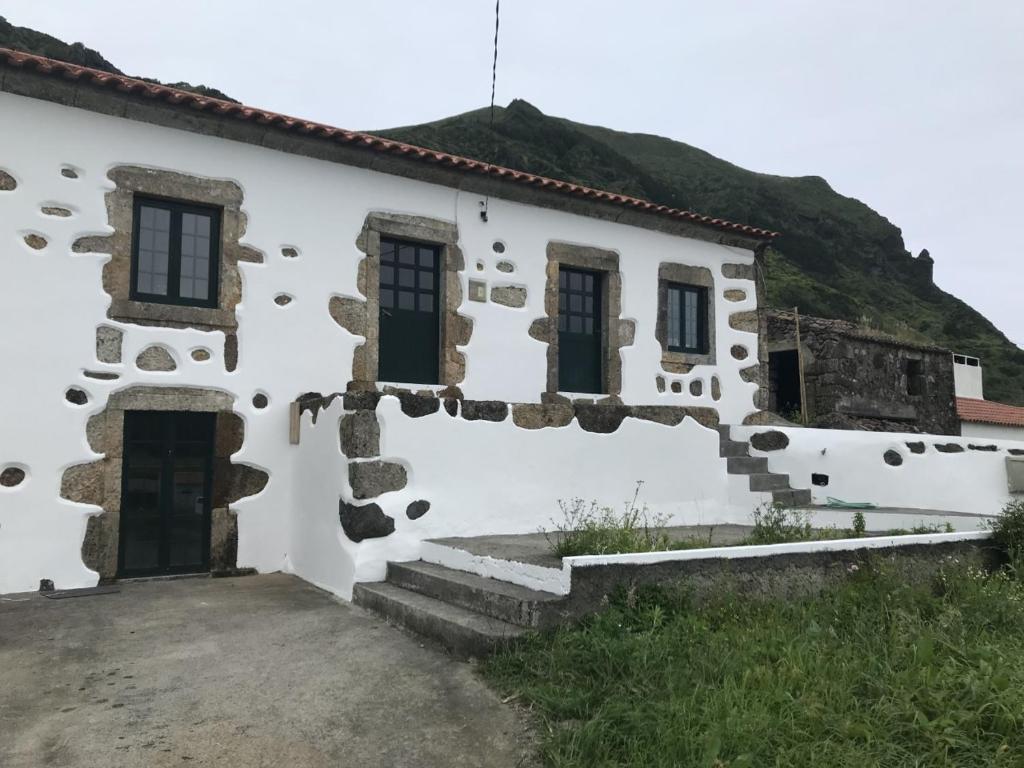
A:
[399,268,415,288]
[569,272,582,291]
[418,294,433,312]
[558,315,567,332]
[418,271,433,290]
[418,247,435,268]
[381,241,395,262]
[584,274,594,292]
[398,244,416,265]
[380,265,395,286]
[569,315,582,333]
[398,290,415,310]
[684,290,698,350]
[584,296,593,315]
[584,317,594,335]
[192,279,209,301]
[569,294,582,313]
[667,287,681,348]
[559,270,567,288]
[380,288,394,309]
[136,204,171,297]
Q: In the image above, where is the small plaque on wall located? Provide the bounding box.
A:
[468,279,487,302]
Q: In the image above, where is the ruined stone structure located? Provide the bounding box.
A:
[766,311,958,435]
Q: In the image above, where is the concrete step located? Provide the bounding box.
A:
[352,581,526,659]
[720,440,751,458]
[748,473,792,492]
[772,488,813,507]
[715,424,733,440]
[726,456,768,475]
[386,561,562,629]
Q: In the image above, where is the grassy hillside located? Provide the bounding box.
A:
[3,18,1019,403]
[379,101,1024,404]
[0,15,236,102]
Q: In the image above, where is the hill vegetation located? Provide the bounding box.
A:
[3,19,1020,403]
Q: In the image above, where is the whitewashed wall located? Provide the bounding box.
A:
[731,425,1023,519]
[961,421,1024,442]
[0,92,761,594]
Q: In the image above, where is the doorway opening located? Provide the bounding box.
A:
[769,349,802,418]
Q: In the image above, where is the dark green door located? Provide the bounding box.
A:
[379,238,440,384]
[118,411,215,577]
[558,267,603,394]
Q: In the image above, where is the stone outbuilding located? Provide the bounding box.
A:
[765,310,957,435]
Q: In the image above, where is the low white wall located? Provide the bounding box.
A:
[961,421,1024,442]
[731,425,1023,518]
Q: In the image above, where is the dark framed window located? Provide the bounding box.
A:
[906,358,924,396]
[666,282,708,354]
[130,196,221,308]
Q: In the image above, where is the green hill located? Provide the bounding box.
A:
[3,19,1020,404]
[378,100,1024,404]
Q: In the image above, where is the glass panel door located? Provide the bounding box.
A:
[378,238,440,384]
[119,411,214,577]
[558,267,604,394]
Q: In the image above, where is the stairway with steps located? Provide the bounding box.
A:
[353,560,564,659]
[718,425,812,507]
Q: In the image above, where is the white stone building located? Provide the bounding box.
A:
[0,49,789,596]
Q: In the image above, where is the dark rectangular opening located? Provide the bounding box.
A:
[769,349,802,418]
[666,282,708,354]
[378,237,441,385]
[906,359,924,396]
[130,196,221,308]
[118,411,215,577]
[558,266,604,394]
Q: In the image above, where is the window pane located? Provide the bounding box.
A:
[667,288,681,348]
[418,247,435,268]
[584,317,594,335]
[380,288,394,309]
[398,268,415,288]
[584,274,594,292]
[179,212,211,300]
[418,271,433,290]
[398,290,415,310]
[381,241,395,262]
[569,272,582,291]
[684,290,699,350]
[398,244,416,265]
[418,294,433,312]
[569,294,582,313]
[584,296,593,315]
[136,205,170,296]
[559,270,567,288]
[380,265,395,286]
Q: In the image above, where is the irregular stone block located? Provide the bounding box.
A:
[83,370,119,380]
[729,310,759,333]
[630,406,688,427]
[512,404,574,430]
[23,234,47,250]
[391,391,440,418]
[689,380,703,397]
[61,167,78,179]
[968,444,998,452]
[281,247,299,258]
[65,388,88,405]
[722,263,755,280]
[340,411,380,458]
[252,393,269,409]
[96,326,123,363]
[61,462,104,505]
[226,465,269,504]
[905,441,926,454]
[329,295,366,335]
[224,333,238,372]
[0,467,26,487]
[443,398,459,417]
[274,294,293,306]
[731,345,748,360]
[461,400,508,422]
[41,206,72,217]
[0,170,15,190]
[883,450,903,466]
[656,376,666,393]
[343,391,382,412]
[496,260,515,273]
[406,500,431,520]
[191,348,211,362]
[671,381,682,393]
[490,285,527,308]
[339,500,395,542]
[136,345,176,372]
[739,365,760,383]
[724,289,746,302]
[528,318,550,342]
[935,443,965,453]
[711,376,722,401]
[349,460,407,499]
[575,404,630,434]
[750,430,790,451]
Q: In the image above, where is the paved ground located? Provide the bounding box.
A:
[0,574,535,768]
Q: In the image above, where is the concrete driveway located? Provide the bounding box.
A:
[0,574,535,767]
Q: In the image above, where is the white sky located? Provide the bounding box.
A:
[6,1,1022,347]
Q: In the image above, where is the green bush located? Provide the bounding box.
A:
[548,483,671,558]
[989,499,1024,571]
[744,501,813,544]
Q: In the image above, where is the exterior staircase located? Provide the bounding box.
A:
[718,425,812,507]
[353,560,563,659]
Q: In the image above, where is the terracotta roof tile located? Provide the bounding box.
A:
[957,397,1024,428]
[0,47,779,240]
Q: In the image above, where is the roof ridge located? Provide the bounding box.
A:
[0,46,779,240]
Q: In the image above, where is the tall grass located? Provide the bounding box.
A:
[486,561,1024,767]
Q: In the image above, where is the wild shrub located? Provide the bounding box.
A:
[989,498,1024,572]
[745,501,813,544]
[547,482,671,557]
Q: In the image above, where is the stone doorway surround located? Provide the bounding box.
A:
[529,241,635,400]
[60,386,268,582]
[330,212,473,391]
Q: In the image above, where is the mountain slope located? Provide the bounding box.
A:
[0,15,236,102]
[378,101,1024,405]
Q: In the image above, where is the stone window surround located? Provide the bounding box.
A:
[655,263,716,372]
[61,386,268,582]
[73,166,263,333]
[533,242,634,398]
[349,212,472,390]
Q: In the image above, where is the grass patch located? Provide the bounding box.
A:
[486,562,1024,767]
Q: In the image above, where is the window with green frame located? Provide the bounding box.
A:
[130,196,221,308]
[666,282,708,354]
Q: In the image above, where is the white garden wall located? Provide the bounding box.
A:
[0,91,762,594]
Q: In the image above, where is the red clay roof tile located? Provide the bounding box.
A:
[0,47,779,240]
[957,397,1024,428]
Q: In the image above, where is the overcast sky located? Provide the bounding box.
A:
[7,1,1022,347]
